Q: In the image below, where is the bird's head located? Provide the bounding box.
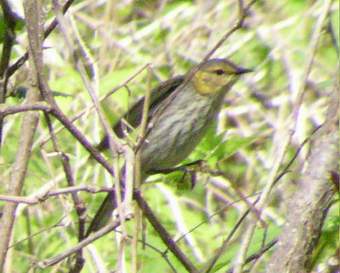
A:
[191,58,252,95]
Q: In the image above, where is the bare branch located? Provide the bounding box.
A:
[266,74,339,272]
[5,0,75,79]
[0,0,43,270]
[134,190,198,273]
[233,1,335,271]
[38,216,127,268]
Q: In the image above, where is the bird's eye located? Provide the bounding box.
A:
[214,69,225,75]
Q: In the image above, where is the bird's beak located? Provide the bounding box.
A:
[235,66,253,75]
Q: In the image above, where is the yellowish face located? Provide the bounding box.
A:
[192,59,250,95]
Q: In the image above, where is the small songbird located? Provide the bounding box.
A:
[87,58,251,234]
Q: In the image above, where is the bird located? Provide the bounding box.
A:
[86,58,251,235]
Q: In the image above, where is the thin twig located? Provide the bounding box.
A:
[233,1,334,272]
[201,201,256,273]
[134,190,198,273]
[44,112,86,272]
[38,63,149,148]
[132,64,153,272]
[5,0,75,79]
[0,0,19,145]
[0,99,115,183]
[38,216,128,268]
[0,185,115,205]
[225,239,277,273]
[8,216,66,249]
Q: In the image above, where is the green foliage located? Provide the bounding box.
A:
[1,1,338,272]
[0,15,6,44]
[0,13,25,44]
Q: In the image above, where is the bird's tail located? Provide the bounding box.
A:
[85,168,145,237]
[85,191,119,236]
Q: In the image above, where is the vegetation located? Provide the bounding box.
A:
[0,0,338,272]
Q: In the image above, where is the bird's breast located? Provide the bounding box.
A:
[141,83,224,172]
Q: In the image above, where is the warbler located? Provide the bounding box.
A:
[87,58,251,234]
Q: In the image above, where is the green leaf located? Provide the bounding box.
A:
[189,126,258,165]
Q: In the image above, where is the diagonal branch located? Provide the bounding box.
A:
[265,69,339,273]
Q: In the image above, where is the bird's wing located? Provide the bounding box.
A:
[96,75,185,151]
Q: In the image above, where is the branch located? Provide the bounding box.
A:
[202,0,257,62]
[266,69,339,273]
[0,0,43,270]
[0,102,51,117]
[0,0,20,144]
[5,0,75,79]
[0,101,115,176]
[0,185,115,205]
[134,190,198,273]
[38,216,127,268]
[233,1,335,271]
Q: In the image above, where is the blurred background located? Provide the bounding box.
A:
[0,0,339,272]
